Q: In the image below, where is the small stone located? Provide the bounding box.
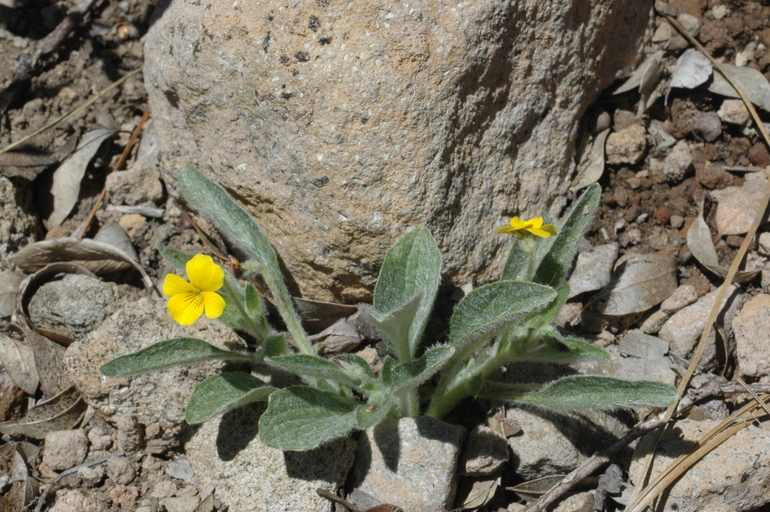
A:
[748,142,770,166]
[49,490,108,512]
[695,164,734,189]
[692,112,721,142]
[733,294,770,379]
[105,168,164,206]
[118,213,147,238]
[677,13,701,36]
[640,310,670,334]
[758,232,770,256]
[44,430,89,471]
[165,458,195,485]
[594,111,611,133]
[87,419,114,451]
[712,183,770,235]
[116,416,145,452]
[458,425,509,477]
[150,479,178,499]
[613,110,637,132]
[568,244,618,298]
[663,140,693,183]
[660,285,698,314]
[670,214,685,229]
[651,21,673,42]
[712,5,728,20]
[606,124,647,165]
[351,417,466,512]
[106,456,136,485]
[161,496,200,512]
[735,51,749,67]
[652,206,672,225]
[718,99,750,125]
[109,485,139,509]
[77,465,105,487]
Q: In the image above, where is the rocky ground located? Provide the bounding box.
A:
[2,0,770,511]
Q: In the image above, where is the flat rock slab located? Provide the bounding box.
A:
[64,297,246,430]
[144,0,650,302]
[732,293,770,379]
[350,416,466,512]
[630,419,770,512]
[184,404,356,512]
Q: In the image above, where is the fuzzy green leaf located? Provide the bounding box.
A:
[186,373,276,424]
[355,399,394,429]
[259,387,358,450]
[373,227,442,360]
[359,294,422,362]
[383,345,454,393]
[448,281,557,361]
[501,224,556,282]
[487,375,677,409]
[100,338,252,377]
[535,184,601,287]
[524,335,610,362]
[268,355,361,388]
[177,167,312,354]
[157,244,192,270]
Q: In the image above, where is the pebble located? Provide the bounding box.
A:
[718,99,750,125]
[732,294,770,379]
[652,206,672,225]
[660,284,698,314]
[568,243,618,298]
[161,496,201,512]
[606,124,647,165]
[458,425,509,477]
[49,490,108,512]
[77,465,105,487]
[105,168,164,206]
[640,310,670,334]
[712,5,728,20]
[613,109,637,132]
[165,458,195,485]
[651,21,672,42]
[670,214,685,229]
[150,479,178,499]
[677,13,701,36]
[692,112,722,142]
[711,183,770,235]
[758,232,770,256]
[106,456,136,485]
[663,140,693,183]
[43,430,89,471]
[350,417,466,512]
[87,419,114,451]
[748,142,770,166]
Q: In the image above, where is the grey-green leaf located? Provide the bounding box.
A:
[157,244,192,271]
[488,375,677,409]
[268,355,360,388]
[186,373,276,424]
[449,281,557,360]
[100,338,252,377]
[359,294,422,362]
[259,387,358,450]
[373,227,442,359]
[535,184,601,287]
[524,336,610,362]
[384,345,454,393]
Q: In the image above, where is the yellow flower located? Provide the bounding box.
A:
[497,216,558,239]
[163,254,226,325]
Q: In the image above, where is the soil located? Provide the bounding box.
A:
[2,0,770,511]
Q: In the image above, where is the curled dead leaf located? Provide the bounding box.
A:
[0,334,39,395]
[0,385,87,439]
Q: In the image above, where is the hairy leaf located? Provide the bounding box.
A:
[524,335,610,362]
[100,338,252,377]
[382,345,454,393]
[535,184,601,287]
[268,354,361,388]
[186,373,276,424]
[449,281,557,361]
[486,375,677,409]
[259,387,358,450]
[373,227,442,360]
[359,294,422,362]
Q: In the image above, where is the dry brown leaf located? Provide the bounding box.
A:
[571,128,609,192]
[709,63,770,113]
[590,252,678,316]
[0,271,24,320]
[0,385,87,439]
[507,475,566,502]
[26,331,69,397]
[45,129,115,229]
[10,238,154,291]
[0,151,56,180]
[0,334,39,395]
[5,477,37,510]
[455,475,501,511]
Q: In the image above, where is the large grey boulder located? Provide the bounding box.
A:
[144,0,651,302]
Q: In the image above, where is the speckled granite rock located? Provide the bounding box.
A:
[144,0,651,302]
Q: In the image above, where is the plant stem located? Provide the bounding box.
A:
[221,279,269,342]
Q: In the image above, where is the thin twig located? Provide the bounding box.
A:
[75,109,150,239]
[34,451,126,512]
[0,68,142,154]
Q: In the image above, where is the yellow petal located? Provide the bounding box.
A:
[163,273,196,297]
[167,292,205,325]
[187,254,225,292]
[509,216,527,229]
[202,291,226,319]
[497,226,516,234]
[527,217,544,229]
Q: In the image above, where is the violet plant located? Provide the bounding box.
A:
[101,167,676,450]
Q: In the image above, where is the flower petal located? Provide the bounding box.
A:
[163,273,196,297]
[187,254,225,292]
[528,217,544,229]
[509,216,527,229]
[528,225,557,238]
[202,291,226,319]
[497,226,517,234]
[168,292,205,325]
